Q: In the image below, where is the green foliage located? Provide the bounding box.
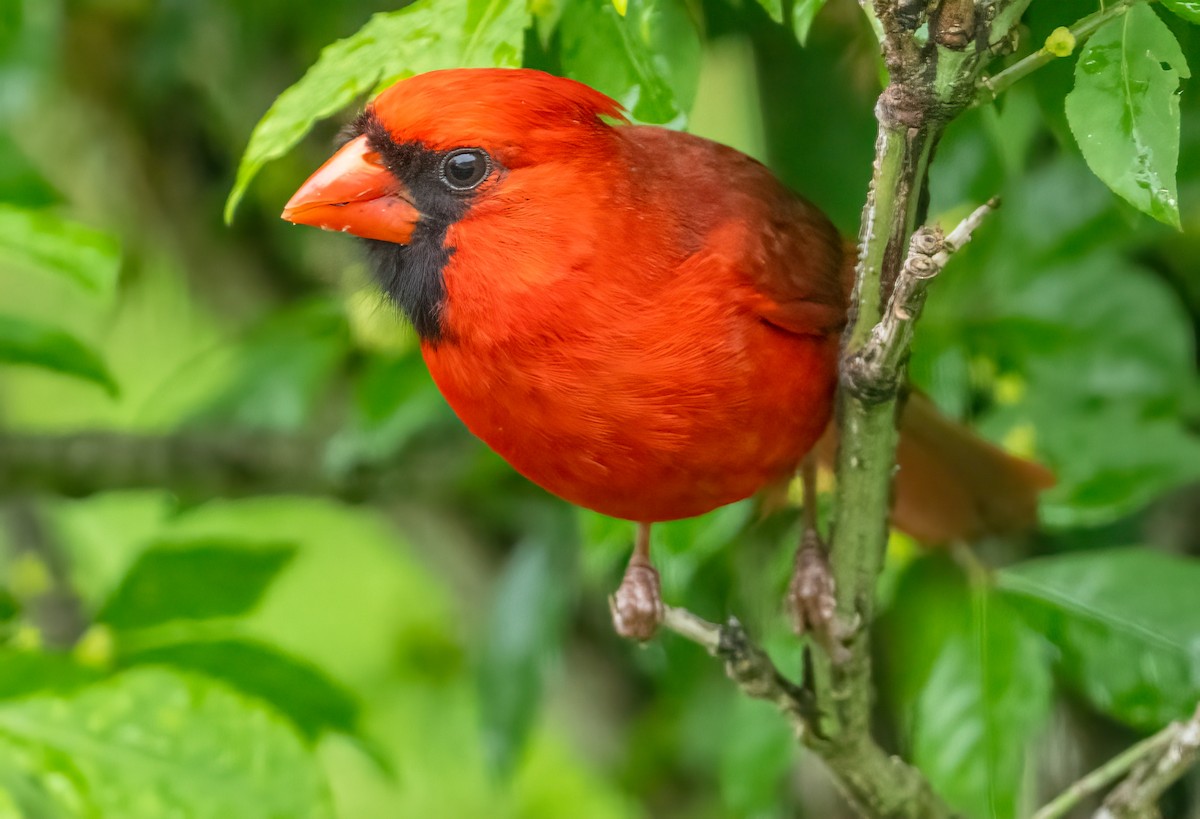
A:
[225,0,530,221]
[791,0,830,44]
[999,548,1200,731]
[557,0,701,125]
[0,668,333,818]
[921,155,1200,527]
[96,539,296,629]
[0,650,100,701]
[121,638,360,743]
[189,300,353,432]
[1066,4,1190,228]
[0,315,117,395]
[477,513,578,775]
[882,556,1052,819]
[1162,0,1200,25]
[0,205,118,296]
[0,204,120,393]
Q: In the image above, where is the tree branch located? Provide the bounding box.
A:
[660,606,947,817]
[1098,702,1200,819]
[845,198,999,401]
[975,0,1150,106]
[797,2,1034,815]
[0,430,419,501]
[1031,732,1177,819]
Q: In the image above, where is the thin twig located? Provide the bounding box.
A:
[660,607,813,727]
[0,430,424,501]
[1031,731,1177,819]
[1097,702,1200,819]
[844,198,1000,402]
[976,0,1150,106]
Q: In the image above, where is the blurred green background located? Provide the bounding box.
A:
[1,0,1200,816]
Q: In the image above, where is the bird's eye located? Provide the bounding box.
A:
[440,149,491,191]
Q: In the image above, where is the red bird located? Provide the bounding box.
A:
[283,68,1051,638]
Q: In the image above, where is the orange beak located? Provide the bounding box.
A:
[282,134,419,245]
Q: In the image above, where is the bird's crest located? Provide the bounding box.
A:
[369,68,627,155]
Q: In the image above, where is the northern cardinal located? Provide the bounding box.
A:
[283,68,1052,638]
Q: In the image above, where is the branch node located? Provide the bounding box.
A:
[843,198,998,403]
[930,0,976,50]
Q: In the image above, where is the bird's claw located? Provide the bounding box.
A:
[610,558,664,642]
[787,531,853,663]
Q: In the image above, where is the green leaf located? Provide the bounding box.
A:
[792,0,829,45]
[999,548,1200,731]
[0,668,332,818]
[1065,4,1190,228]
[0,205,119,296]
[0,651,101,701]
[1160,0,1200,24]
[882,557,1052,819]
[558,0,701,125]
[717,694,795,815]
[225,0,529,222]
[120,637,360,743]
[477,511,578,775]
[755,0,783,24]
[0,314,116,394]
[97,539,297,630]
[0,134,59,207]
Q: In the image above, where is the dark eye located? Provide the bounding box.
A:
[440,149,491,191]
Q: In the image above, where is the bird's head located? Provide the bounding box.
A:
[282,68,627,341]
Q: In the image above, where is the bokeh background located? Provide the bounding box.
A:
[1,0,1199,816]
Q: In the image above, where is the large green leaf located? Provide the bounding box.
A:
[999,548,1200,731]
[225,0,529,221]
[558,0,701,126]
[717,694,796,816]
[121,637,361,743]
[1065,4,1190,228]
[1160,0,1200,24]
[0,314,116,394]
[0,668,332,818]
[881,557,1052,819]
[97,539,297,630]
[0,205,119,295]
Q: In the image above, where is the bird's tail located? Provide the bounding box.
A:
[891,392,1054,542]
[817,392,1055,543]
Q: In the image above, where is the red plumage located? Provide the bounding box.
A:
[284,67,1051,540]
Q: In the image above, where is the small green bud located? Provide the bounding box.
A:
[1044,26,1075,58]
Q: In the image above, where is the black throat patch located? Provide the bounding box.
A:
[345,110,485,343]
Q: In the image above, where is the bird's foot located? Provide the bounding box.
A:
[609,556,664,642]
[786,530,853,663]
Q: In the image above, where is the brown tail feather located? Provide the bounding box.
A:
[818,392,1055,543]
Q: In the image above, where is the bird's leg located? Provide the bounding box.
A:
[610,522,664,641]
[787,457,851,661]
